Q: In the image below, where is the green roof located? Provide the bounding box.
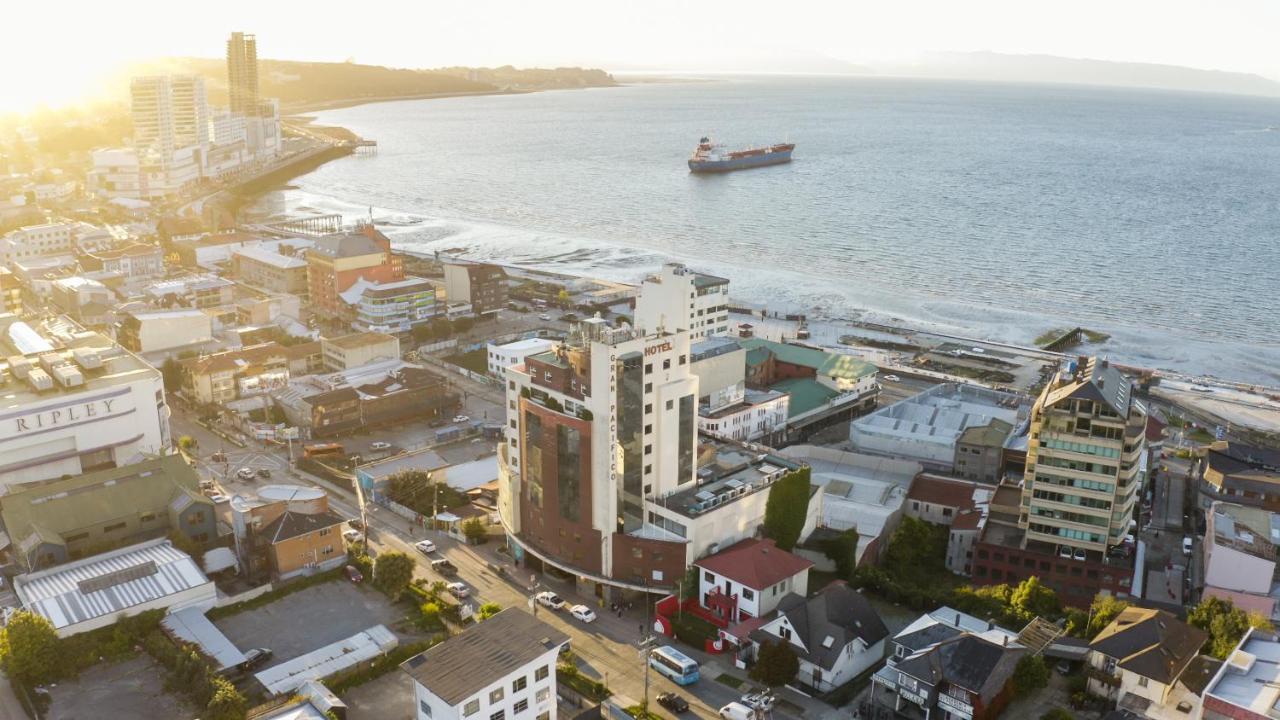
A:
[745,347,771,368]
[738,338,877,380]
[0,455,208,549]
[770,378,841,417]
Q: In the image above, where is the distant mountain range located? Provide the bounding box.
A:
[121,59,617,111]
[613,51,1280,97]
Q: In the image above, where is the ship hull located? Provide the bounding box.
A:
[688,149,793,173]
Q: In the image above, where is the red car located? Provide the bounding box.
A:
[345,565,364,583]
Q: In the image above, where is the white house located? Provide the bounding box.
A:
[402,609,567,720]
[487,338,556,377]
[745,582,889,693]
[695,538,813,624]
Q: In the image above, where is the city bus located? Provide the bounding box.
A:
[303,443,345,460]
[649,645,700,685]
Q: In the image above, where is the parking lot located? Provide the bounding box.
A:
[47,657,190,720]
[213,580,407,669]
[344,668,416,720]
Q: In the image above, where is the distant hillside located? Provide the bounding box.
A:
[884,52,1280,97]
[125,59,615,110]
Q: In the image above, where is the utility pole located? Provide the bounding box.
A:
[642,580,652,712]
[430,471,438,535]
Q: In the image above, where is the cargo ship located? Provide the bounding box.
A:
[688,137,795,173]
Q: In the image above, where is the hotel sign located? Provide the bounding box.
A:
[644,341,673,357]
[11,398,125,434]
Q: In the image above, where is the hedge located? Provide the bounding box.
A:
[326,639,438,695]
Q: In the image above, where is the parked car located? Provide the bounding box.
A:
[447,581,470,599]
[539,313,552,321]
[345,565,364,583]
[452,415,470,424]
[1073,548,1087,562]
[256,468,271,479]
[236,467,255,480]
[343,529,362,543]
[1183,536,1194,556]
[535,591,565,610]
[431,558,458,577]
[657,693,689,714]
[346,517,364,529]
[370,441,392,451]
[719,703,755,720]
[569,605,596,623]
[241,647,273,670]
[883,374,901,382]
[414,540,437,555]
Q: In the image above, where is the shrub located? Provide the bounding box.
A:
[1012,655,1050,698]
[750,640,799,688]
[0,610,60,686]
[373,551,416,600]
[762,467,811,550]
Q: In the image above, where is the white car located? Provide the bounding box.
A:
[343,529,362,543]
[719,703,755,720]
[569,605,596,623]
[414,540,437,555]
[1183,537,1194,556]
[447,581,470,599]
[539,313,552,321]
[370,441,392,451]
[882,374,901,382]
[535,591,565,610]
[452,415,470,424]
[236,467,256,480]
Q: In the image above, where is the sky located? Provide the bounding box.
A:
[3,0,1278,113]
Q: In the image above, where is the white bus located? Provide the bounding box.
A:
[649,645,700,685]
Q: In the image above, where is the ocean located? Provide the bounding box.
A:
[246,76,1280,384]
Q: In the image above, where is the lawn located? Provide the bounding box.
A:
[444,347,488,375]
[715,673,746,689]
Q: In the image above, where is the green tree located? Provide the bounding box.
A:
[1085,595,1130,638]
[462,517,487,545]
[1010,577,1061,622]
[373,551,416,600]
[421,602,443,629]
[205,676,247,720]
[453,316,475,334]
[1012,655,1050,698]
[882,516,944,571]
[1041,709,1074,720]
[762,467,811,551]
[1189,596,1273,658]
[1064,607,1089,638]
[749,640,799,688]
[0,610,60,685]
[821,527,860,580]
[178,435,198,453]
[477,603,502,620]
[160,357,185,393]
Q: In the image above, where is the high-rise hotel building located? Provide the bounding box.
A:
[226,32,260,117]
[498,317,698,596]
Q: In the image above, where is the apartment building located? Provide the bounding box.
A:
[306,227,404,316]
[442,261,507,316]
[634,262,730,340]
[321,332,401,371]
[342,276,437,334]
[232,244,309,299]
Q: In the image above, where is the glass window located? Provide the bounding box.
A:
[491,712,505,720]
[421,700,433,717]
[535,665,549,681]
[464,700,480,716]
[490,688,504,704]
[514,700,529,714]
[513,676,527,692]
[536,688,551,703]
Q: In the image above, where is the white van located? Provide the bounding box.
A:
[719,703,755,720]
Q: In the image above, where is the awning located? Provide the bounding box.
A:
[203,547,238,574]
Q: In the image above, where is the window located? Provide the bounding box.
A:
[491,712,505,720]
[514,699,529,714]
[644,424,652,434]
[321,545,335,556]
[490,688,504,704]
[103,521,127,533]
[645,382,652,393]
[139,512,157,523]
[645,363,653,373]
[464,701,481,716]
[666,399,674,410]
[421,700,433,717]
[320,527,332,536]
[644,464,652,475]
[514,676,527,692]
[742,588,754,601]
[536,688,550,703]
[644,444,652,455]
[645,403,653,414]
[663,359,671,370]
[535,665,550,681]
[537,713,550,720]
[1137,677,1148,688]
[679,355,686,365]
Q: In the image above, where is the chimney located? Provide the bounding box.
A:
[1003,635,1008,647]
[956,613,961,627]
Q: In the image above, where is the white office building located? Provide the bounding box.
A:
[0,222,75,264]
[634,263,731,341]
[486,337,555,377]
[402,609,566,720]
[0,314,171,490]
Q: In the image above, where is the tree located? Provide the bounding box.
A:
[0,610,60,685]
[1189,596,1273,659]
[1085,595,1130,638]
[160,357,184,393]
[178,435,198,453]
[462,517,487,545]
[1012,655,1050,698]
[749,640,799,688]
[819,527,860,581]
[477,603,502,621]
[373,551,416,600]
[762,467,811,551]
[1010,577,1061,622]
[452,316,475,334]
[1041,709,1074,720]
[205,676,247,720]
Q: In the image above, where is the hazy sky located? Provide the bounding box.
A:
[4,0,1278,112]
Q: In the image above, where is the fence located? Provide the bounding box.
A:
[216,582,274,608]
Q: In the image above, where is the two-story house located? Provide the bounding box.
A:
[745,581,888,692]
[695,538,813,624]
[1087,607,1220,719]
[402,609,568,720]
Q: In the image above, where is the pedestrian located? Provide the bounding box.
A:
[638,623,644,635]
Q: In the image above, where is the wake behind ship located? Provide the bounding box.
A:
[688,136,795,173]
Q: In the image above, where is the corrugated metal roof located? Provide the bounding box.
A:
[162,606,246,671]
[15,539,211,631]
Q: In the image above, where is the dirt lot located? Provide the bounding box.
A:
[47,656,191,720]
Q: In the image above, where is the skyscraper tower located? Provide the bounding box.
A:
[226,32,260,117]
